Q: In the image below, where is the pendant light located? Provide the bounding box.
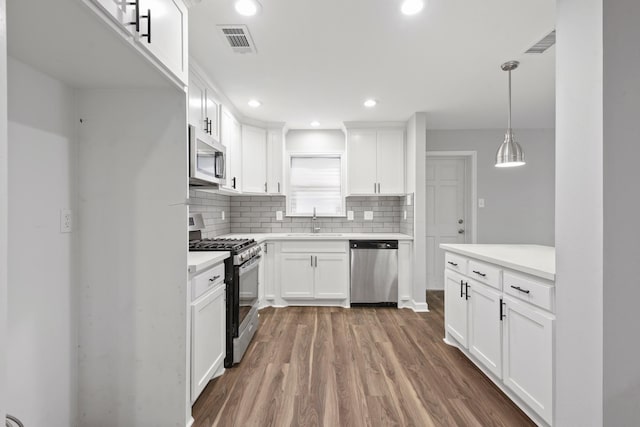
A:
[495,61,526,168]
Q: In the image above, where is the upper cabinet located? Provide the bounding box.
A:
[188,70,221,144]
[88,0,188,86]
[347,128,405,195]
[241,125,268,194]
[267,128,284,195]
[221,107,242,192]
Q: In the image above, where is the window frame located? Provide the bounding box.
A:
[285,152,346,217]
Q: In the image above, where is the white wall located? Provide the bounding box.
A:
[0,0,8,422]
[426,129,555,245]
[555,0,603,425]
[7,57,77,427]
[285,129,345,153]
[602,0,640,424]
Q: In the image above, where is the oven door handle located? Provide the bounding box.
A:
[239,256,261,275]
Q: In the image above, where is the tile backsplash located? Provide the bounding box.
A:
[189,192,414,237]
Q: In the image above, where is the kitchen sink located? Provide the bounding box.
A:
[286,233,344,237]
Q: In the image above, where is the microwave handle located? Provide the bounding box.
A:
[215,151,225,179]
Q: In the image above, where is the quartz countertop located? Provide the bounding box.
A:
[219,233,413,244]
[440,244,555,281]
[188,251,230,275]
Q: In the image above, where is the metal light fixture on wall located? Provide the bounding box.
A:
[495,61,526,168]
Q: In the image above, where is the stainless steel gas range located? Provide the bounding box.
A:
[189,214,261,367]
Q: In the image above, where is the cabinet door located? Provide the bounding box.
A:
[444,269,468,347]
[91,0,133,31]
[138,0,188,84]
[230,119,242,191]
[376,129,405,194]
[263,243,276,300]
[348,130,378,195]
[267,129,284,194]
[468,280,503,378]
[314,253,349,299]
[241,125,267,193]
[204,89,220,142]
[503,296,554,425]
[188,73,206,134]
[279,254,315,299]
[220,108,239,191]
[191,284,226,401]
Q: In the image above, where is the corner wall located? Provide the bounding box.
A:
[0,0,8,421]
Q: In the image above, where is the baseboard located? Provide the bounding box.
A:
[186,416,195,427]
[399,299,429,312]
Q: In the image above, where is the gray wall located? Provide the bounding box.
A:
[426,129,555,245]
[603,0,640,423]
[188,190,231,238]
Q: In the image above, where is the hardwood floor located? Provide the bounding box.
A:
[192,291,534,427]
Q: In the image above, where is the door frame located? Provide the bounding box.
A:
[426,151,478,244]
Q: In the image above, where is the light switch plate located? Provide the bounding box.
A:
[276,211,283,221]
[60,209,72,233]
[364,211,374,220]
[347,211,354,221]
[478,198,486,208]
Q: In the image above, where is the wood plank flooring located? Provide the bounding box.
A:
[192,291,535,427]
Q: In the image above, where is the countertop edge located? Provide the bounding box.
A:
[440,244,555,281]
[219,233,414,244]
[188,252,230,275]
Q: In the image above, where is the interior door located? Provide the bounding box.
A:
[426,157,467,289]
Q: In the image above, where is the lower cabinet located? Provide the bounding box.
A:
[443,251,555,426]
[502,295,554,425]
[190,269,226,403]
[277,241,349,304]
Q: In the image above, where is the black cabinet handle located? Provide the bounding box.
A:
[472,270,486,277]
[264,182,267,193]
[232,177,236,189]
[126,0,140,32]
[460,280,464,298]
[510,285,530,294]
[141,8,151,43]
[465,282,470,300]
[448,261,458,266]
[208,119,213,135]
[500,298,506,320]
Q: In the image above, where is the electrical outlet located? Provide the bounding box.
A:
[478,198,486,208]
[60,209,72,233]
[276,211,283,221]
[221,211,225,220]
[406,194,413,206]
[403,210,407,220]
[347,211,354,221]
[364,211,374,220]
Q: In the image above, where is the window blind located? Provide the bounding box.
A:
[289,156,342,215]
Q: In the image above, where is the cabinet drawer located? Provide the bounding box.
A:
[445,252,468,275]
[467,260,502,290]
[280,241,347,253]
[192,262,225,301]
[503,271,554,312]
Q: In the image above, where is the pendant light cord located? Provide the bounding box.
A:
[507,69,512,130]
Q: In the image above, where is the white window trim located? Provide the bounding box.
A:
[285,152,346,217]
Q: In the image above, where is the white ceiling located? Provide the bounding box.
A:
[190,0,555,130]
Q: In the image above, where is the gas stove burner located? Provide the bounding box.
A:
[188,238,256,252]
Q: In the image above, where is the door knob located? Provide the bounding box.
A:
[458,219,464,224]
[458,229,465,234]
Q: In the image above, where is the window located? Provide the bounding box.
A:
[287,155,344,216]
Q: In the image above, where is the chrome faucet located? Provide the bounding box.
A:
[312,207,320,233]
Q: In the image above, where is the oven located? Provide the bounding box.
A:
[236,255,260,331]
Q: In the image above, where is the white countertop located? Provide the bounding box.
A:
[188,251,230,275]
[219,233,413,244]
[440,244,555,281]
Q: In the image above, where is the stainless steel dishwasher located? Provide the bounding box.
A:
[350,240,398,306]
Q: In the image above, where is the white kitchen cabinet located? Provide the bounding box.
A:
[314,254,349,299]
[503,295,554,425]
[347,128,405,195]
[221,107,242,191]
[189,70,221,144]
[468,280,503,379]
[137,0,188,84]
[91,0,133,31]
[280,254,315,299]
[241,125,268,194]
[267,128,284,194]
[444,269,469,347]
[191,280,225,403]
[263,242,277,301]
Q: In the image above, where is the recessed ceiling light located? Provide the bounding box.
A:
[310,121,320,127]
[248,99,262,108]
[401,0,425,16]
[235,0,261,16]
[364,99,377,108]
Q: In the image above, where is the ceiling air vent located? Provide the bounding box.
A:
[525,30,556,54]
[217,25,257,54]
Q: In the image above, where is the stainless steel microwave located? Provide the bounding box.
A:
[188,125,226,187]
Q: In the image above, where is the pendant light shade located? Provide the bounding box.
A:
[495,61,526,168]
